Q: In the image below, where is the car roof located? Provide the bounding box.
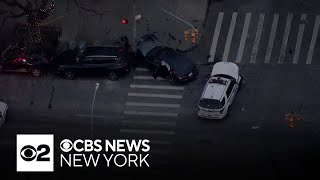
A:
[84,46,123,56]
[211,62,239,80]
[202,77,230,100]
[137,34,162,57]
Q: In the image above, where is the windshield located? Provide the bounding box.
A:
[199,98,224,110]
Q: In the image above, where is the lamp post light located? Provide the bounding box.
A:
[91,82,100,138]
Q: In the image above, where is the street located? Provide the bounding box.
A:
[1,0,320,179]
[1,63,320,179]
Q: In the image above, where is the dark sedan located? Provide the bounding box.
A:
[136,34,198,84]
[55,45,130,80]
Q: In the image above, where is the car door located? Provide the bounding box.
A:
[225,81,237,105]
[76,57,95,73]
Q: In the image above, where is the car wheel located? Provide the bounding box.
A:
[167,75,176,84]
[31,68,42,77]
[0,65,3,72]
[107,71,119,81]
[65,71,75,80]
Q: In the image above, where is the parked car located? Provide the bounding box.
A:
[0,45,50,77]
[198,62,243,119]
[56,45,130,80]
[0,101,8,128]
[136,34,198,84]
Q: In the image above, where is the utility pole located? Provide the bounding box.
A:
[132,0,137,51]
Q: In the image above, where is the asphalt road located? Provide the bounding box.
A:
[1,0,320,179]
[0,63,319,179]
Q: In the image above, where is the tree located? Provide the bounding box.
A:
[0,0,55,47]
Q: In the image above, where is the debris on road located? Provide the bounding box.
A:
[285,112,302,128]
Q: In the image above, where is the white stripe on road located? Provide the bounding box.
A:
[265,14,279,64]
[293,14,307,64]
[120,129,175,135]
[250,13,265,63]
[133,76,165,80]
[208,12,224,62]
[124,111,178,117]
[130,84,184,90]
[125,102,181,108]
[222,12,238,62]
[278,13,293,64]
[236,13,252,63]
[306,15,320,64]
[135,67,149,72]
[128,93,183,99]
[122,120,176,126]
[75,114,124,119]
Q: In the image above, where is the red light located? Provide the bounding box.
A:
[121,18,128,24]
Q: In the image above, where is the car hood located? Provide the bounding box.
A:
[211,62,239,79]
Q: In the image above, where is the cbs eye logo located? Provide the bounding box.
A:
[20,144,50,162]
[16,134,54,172]
[60,139,73,152]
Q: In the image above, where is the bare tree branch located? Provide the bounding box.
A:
[72,0,111,16]
[0,0,26,10]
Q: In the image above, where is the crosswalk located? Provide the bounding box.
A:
[208,12,320,65]
[119,67,184,168]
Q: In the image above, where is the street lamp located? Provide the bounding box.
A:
[91,82,100,137]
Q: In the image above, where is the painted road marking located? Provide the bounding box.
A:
[236,13,252,63]
[223,12,238,62]
[120,129,175,135]
[75,114,124,119]
[122,120,176,126]
[130,84,184,90]
[293,14,307,64]
[128,93,183,99]
[278,13,293,64]
[208,12,224,62]
[265,14,279,64]
[124,111,178,117]
[125,102,181,108]
[306,15,320,64]
[250,13,265,63]
[135,67,149,72]
[133,76,165,80]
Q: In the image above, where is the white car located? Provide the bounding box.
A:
[0,101,8,128]
[198,62,243,119]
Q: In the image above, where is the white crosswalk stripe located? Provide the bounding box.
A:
[208,12,319,65]
[278,13,293,64]
[306,15,320,64]
[293,14,307,64]
[209,12,224,62]
[121,69,184,166]
[223,12,238,62]
[128,93,182,99]
[236,13,252,63]
[250,13,265,64]
[265,14,279,64]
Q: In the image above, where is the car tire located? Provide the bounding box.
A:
[64,71,75,80]
[166,75,176,84]
[107,71,119,81]
[0,65,3,72]
[31,68,42,77]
